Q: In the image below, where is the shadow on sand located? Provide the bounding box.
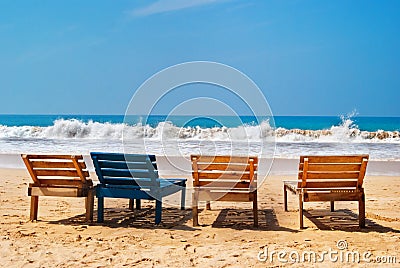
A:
[210,208,297,232]
[48,207,297,232]
[48,207,398,233]
[303,209,400,233]
[49,206,196,231]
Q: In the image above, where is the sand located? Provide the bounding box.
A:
[0,168,399,267]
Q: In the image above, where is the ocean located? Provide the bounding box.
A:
[0,114,400,161]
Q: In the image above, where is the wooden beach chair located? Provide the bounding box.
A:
[283,155,369,229]
[22,154,94,222]
[91,152,186,224]
[191,155,258,227]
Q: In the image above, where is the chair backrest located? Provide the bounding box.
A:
[90,152,159,187]
[191,155,258,190]
[297,155,369,189]
[22,154,91,187]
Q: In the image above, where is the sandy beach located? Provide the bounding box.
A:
[1,164,399,267]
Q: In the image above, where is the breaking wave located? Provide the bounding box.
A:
[0,118,399,143]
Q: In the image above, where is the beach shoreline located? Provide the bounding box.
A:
[0,166,399,267]
[1,153,400,176]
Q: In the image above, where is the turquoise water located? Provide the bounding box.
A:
[1,114,400,131]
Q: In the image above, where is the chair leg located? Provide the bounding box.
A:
[85,189,94,222]
[155,199,162,224]
[359,193,366,228]
[206,201,211,210]
[180,184,186,210]
[192,191,199,226]
[284,185,288,211]
[330,201,335,212]
[136,199,141,210]
[299,193,304,229]
[129,199,134,210]
[97,197,104,223]
[30,196,39,221]
[253,192,258,227]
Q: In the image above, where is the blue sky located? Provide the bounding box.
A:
[0,0,399,116]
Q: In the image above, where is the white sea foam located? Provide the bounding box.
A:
[1,117,399,162]
[1,118,399,143]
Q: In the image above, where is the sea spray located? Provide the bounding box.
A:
[0,117,399,142]
[0,116,399,159]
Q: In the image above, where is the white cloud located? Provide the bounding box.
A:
[130,0,227,17]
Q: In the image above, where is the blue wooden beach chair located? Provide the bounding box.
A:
[91,152,186,224]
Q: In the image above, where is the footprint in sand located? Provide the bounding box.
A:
[56,201,70,211]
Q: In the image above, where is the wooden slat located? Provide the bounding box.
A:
[103,178,155,186]
[72,156,87,182]
[98,161,151,170]
[304,192,361,202]
[192,156,200,187]
[35,169,89,177]
[305,172,360,179]
[300,163,361,172]
[91,152,130,161]
[284,181,299,194]
[357,158,368,187]
[300,155,368,163]
[249,158,256,184]
[197,191,255,202]
[100,169,156,178]
[125,154,156,164]
[217,193,254,202]
[196,172,251,180]
[29,186,83,197]
[91,152,156,162]
[22,154,39,184]
[36,179,87,187]
[30,161,86,169]
[25,155,83,160]
[198,180,250,188]
[304,180,358,188]
[191,155,257,164]
[197,163,257,172]
[98,161,128,169]
[300,158,308,188]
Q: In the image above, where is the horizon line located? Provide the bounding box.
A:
[0,113,399,118]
